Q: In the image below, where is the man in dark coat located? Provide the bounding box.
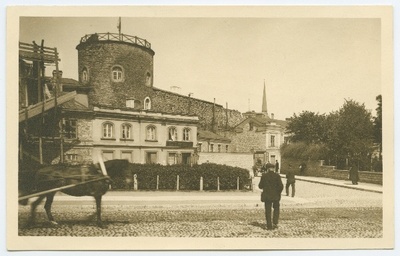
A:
[258,164,284,230]
[275,160,280,173]
[285,165,296,197]
[349,167,359,185]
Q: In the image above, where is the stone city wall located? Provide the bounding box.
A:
[152,89,243,130]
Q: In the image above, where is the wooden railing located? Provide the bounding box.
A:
[19,42,60,63]
[80,32,151,49]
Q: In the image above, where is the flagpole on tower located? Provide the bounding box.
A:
[118,17,122,40]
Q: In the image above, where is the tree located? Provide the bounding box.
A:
[331,99,375,169]
[286,111,326,144]
[373,95,382,152]
[372,95,382,171]
[284,99,377,171]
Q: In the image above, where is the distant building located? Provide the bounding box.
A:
[197,130,231,153]
[225,83,288,165]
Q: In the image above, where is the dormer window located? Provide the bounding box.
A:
[126,99,135,108]
[112,66,123,82]
[144,97,151,110]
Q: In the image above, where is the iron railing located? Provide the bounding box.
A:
[80,32,151,49]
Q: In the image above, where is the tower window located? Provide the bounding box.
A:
[112,66,123,82]
[82,67,88,83]
[145,72,152,87]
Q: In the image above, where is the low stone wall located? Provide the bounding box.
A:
[198,152,253,172]
[281,159,382,185]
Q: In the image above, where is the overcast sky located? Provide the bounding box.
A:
[20,17,381,119]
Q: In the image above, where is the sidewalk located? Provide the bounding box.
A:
[47,174,382,204]
[281,174,382,194]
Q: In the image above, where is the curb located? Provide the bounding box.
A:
[280,175,382,194]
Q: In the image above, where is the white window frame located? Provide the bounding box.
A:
[146,125,157,141]
[82,67,88,82]
[183,128,191,141]
[144,97,151,110]
[112,66,123,82]
[168,127,178,141]
[270,135,276,147]
[121,123,132,139]
[102,122,114,139]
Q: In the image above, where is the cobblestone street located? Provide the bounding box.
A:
[18,206,382,238]
[18,179,383,238]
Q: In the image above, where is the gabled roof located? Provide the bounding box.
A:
[60,99,91,111]
[234,114,287,131]
[197,130,231,143]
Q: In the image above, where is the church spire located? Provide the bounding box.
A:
[262,80,268,117]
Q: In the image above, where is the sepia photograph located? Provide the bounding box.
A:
[5,4,395,252]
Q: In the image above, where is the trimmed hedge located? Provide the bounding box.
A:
[112,163,252,191]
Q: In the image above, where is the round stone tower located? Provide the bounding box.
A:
[76,33,155,108]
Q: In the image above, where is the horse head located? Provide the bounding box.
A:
[101,159,133,187]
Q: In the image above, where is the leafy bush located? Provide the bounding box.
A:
[111,163,251,191]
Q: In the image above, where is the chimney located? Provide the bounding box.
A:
[271,113,274,119]
[52,70,63,92]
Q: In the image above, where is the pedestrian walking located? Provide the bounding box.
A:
[258,163,284,230]
[285,165,295,197]
[275,160,280,173]
[349,166,359,185]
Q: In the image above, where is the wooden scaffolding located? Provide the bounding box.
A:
[19,40,76,165]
